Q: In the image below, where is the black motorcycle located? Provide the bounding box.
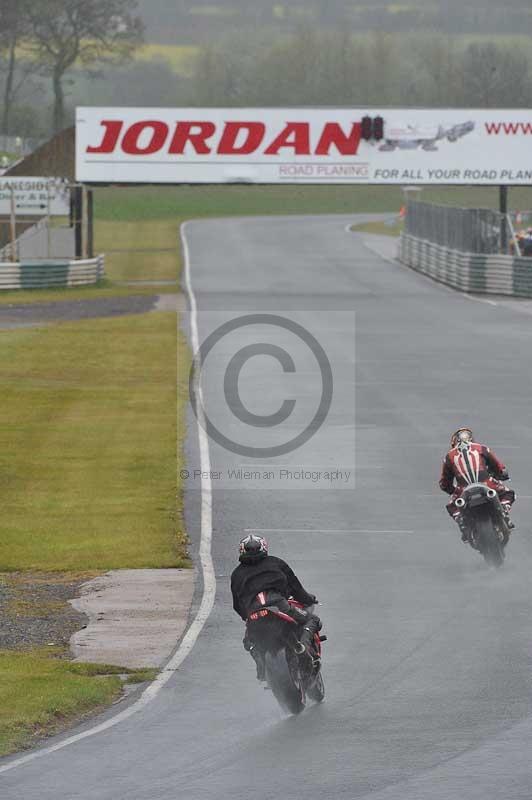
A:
[247,598,326,715]
[455,482,510,567]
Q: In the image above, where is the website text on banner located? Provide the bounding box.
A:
[76,108,532,185]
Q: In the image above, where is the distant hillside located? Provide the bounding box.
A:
[137,1,532,44]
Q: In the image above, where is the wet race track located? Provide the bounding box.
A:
[2,215,532,799]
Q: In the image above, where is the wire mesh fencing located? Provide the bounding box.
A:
[0,218,76,262]
[405,199,514,255]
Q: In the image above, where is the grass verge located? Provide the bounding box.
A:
[0,310,188,755]
[93,184,532,223]
[95,220,180,282]
[0,312,189,572]
[352,219,404,237]
[0,282,178,306]
[0,649,155,756]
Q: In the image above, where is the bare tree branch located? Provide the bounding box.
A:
[24,0,143,132]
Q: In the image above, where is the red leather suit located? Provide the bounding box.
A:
[439,442,515,517]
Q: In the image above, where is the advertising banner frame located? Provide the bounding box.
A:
[76,107,532,186]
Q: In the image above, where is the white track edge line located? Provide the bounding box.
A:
[0,221,215,777]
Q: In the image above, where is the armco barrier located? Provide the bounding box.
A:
[399,234,532,297]
[0,255,104,290]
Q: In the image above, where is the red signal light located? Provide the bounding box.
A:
[374,116,384,141]
[361,115,373,141]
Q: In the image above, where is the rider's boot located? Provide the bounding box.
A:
[244,634,266,681]
[501,502,515,530]
[249,646,266,682]
[298,617,323,668]
[453,511,469,543]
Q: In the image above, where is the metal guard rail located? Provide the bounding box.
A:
[399,234,532,297]
[0,255,105,290]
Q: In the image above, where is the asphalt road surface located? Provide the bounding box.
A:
[3,215,532,799]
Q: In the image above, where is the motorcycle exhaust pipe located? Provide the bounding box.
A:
[486,488,497,499]
[455,497,465,507]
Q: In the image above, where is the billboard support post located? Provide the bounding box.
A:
[9,187,16,263]
[87,189,94,259]
[46,186,52,259]
[499,185,508,254]
[74,185,83,259]
[82,184,88,259]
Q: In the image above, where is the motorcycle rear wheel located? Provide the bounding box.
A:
[477,516,504,568]
[265,649,305,715]
[307,670,325,703]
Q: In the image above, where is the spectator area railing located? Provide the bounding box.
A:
[399,234,532,297]
[404,199,513,254]
[398,198,532,297]
[0,256,105,290]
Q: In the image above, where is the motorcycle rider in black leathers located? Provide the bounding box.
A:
[231,535,322,681]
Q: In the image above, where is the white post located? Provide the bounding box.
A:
[507,212,521,257]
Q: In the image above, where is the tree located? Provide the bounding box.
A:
[0,0,33,135]
[406,36,460,107]
[25,0,143,132]
[459,42,532,107]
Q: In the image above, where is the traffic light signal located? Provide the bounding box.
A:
[360,115,384,142]
[361,116,373,141]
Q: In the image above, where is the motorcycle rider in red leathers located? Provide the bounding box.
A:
[440,428,515,541]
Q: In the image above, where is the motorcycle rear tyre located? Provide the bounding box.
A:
[477,516,504,568]
[307,671,325,703]
[265,650,305,715]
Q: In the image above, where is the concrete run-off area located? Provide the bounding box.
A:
[69,569,195,668]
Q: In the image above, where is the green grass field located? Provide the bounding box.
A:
[135,43,199,75]
[96,220,180,282]
[0,650,156,756]
[0,312,189,572]
[0,184,192,753]
[93,184,407,221]
[352,219,404,236]
[94,184,532,222]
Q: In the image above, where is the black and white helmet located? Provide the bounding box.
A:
[239,534,268,561]
[451,428,473,449]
